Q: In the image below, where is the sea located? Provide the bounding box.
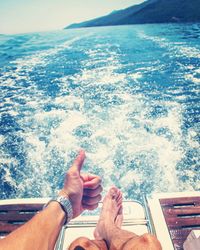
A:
[0,24,200,202]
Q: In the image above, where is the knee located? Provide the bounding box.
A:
[122,234,162,250]
[140,233,157,243]
[68,237,92,250]
[139,233,162,249]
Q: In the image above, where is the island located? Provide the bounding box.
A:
[65,0,200,29]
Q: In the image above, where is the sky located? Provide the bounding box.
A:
[0,0,145,34]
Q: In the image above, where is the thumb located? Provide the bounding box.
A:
[70,150,86,173]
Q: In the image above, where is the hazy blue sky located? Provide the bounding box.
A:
[0,0,144,34]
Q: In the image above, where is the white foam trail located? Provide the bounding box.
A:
[19,39,196,197]
[139,30,200,59]
[0,33,92,92]
[1,28,198,199]
[184,74,200,84]
[14,35,91,72]
[0,135,5,145]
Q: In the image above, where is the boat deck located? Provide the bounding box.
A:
[160,196,200,250]
[1,192,200,249]
[147,192,200,250]
[0,199,149,250]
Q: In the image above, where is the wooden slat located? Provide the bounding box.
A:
[0,203,44,235]
[0,223,20,233]
[160,197,200,207]
[163,207,200,216]
[0,213,35,221]
[0,204,43,211]
[165,216,200,228]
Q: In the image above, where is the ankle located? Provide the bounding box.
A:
[103,223,117,242]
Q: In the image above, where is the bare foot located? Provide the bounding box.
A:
[94,187,123,240]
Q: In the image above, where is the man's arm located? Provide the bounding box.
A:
[0,150,102,250]
[0,202,65,250]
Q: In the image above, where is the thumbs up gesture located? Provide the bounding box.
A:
[59,150,102,218]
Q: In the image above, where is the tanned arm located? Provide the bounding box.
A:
[0,202,65,250]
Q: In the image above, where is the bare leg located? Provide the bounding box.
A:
[68,187,124,250]
[94,187,162,250]
[68,236,108,250]
[122,233,162,250]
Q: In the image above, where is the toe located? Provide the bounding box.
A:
[117,191,123,203]
[109,187,120,200]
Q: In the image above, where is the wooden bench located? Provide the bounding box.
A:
[0,199,47,238]
[147,192,200,250]
[160,197,200,250]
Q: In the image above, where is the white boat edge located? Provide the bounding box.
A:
[0,191,199,250]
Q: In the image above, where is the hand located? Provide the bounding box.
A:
[59,150,102,218]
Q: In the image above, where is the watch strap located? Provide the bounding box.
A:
[44,196,73,225]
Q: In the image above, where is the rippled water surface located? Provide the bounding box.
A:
[0,24,200,201]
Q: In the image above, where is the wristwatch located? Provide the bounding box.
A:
[44,195,73,225]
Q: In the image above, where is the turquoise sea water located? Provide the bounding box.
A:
[0,24,200,201]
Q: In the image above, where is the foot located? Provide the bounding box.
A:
[94,187,123,240]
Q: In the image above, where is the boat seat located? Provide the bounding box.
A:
[61,201,149,249]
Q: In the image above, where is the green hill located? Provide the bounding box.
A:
[65,0,200,29]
